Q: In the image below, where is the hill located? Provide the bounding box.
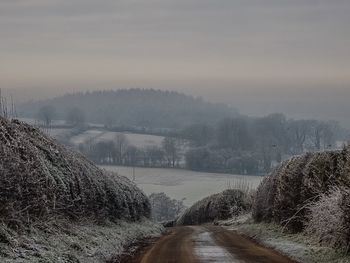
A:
[19,89,238,128]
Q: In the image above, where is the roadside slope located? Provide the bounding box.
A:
[253,148,350,248]
[0,117,162,262]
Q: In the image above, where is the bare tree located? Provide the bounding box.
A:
[149,192,186,222]
[145,146,165,167]
[0,89,8,118]
[66,107,86,127]
[287,120,312,154]
[217,118,253,150]
[37,105,56,127]
[125,145,138,166]
[162,137,180,167]
[114,133,129,164]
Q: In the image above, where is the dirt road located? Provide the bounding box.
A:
[131,226,296,263]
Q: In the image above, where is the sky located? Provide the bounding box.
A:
[1,0,350,124]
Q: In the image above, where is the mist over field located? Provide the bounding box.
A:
[1,1,350,262]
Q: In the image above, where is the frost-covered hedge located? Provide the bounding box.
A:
[0,117,150,227]
[253,147,350,235]
[149,192,186,223]
[176,189,252,225]
[304,187,350,249]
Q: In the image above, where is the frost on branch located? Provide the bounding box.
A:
[305,187,350,249]
[0,117,150,228]
[177,189,252,225]
[253,146,350,249]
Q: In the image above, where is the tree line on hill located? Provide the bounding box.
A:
[19,89,238,129]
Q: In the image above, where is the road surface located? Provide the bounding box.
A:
[130,226,296,263]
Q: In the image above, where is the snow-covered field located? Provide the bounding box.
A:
[70,129,103,144]
[70,130,165,148]
[101,166,263,206]
[18,117,67,126]
[47,128,72,138]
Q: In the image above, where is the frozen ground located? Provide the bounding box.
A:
[101,166,262,206]
[17,118,66,126]
[70,130,165,148]
[193,229,238,263]
[0,219,163,263]
[220,216,350,263]
[47,128,72,137]
[70,129,103,144]
[133,225,295,263]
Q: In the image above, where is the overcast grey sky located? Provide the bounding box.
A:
[1,0,350,123]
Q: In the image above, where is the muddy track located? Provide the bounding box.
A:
[130,226,296,263]
[132,227,198,263]
[206,226,295,263]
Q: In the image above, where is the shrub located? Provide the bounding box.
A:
[149,193,186,222]
[253,148,350,233]
[305,187,350,249]
[0,117,150,228]
[177,189,252,225]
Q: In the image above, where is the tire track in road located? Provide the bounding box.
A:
[131,226,296,263]
[193,227,240,262]
[138,227,199,263]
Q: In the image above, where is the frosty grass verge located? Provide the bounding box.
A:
[220,215,350,263]
[0,219,163,263]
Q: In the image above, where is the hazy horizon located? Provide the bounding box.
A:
[1,0,350,126]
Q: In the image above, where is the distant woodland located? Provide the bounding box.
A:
[182,114,345,174]
[19,89,238,129]
[18,89,349,175]
[76,113,345,175]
